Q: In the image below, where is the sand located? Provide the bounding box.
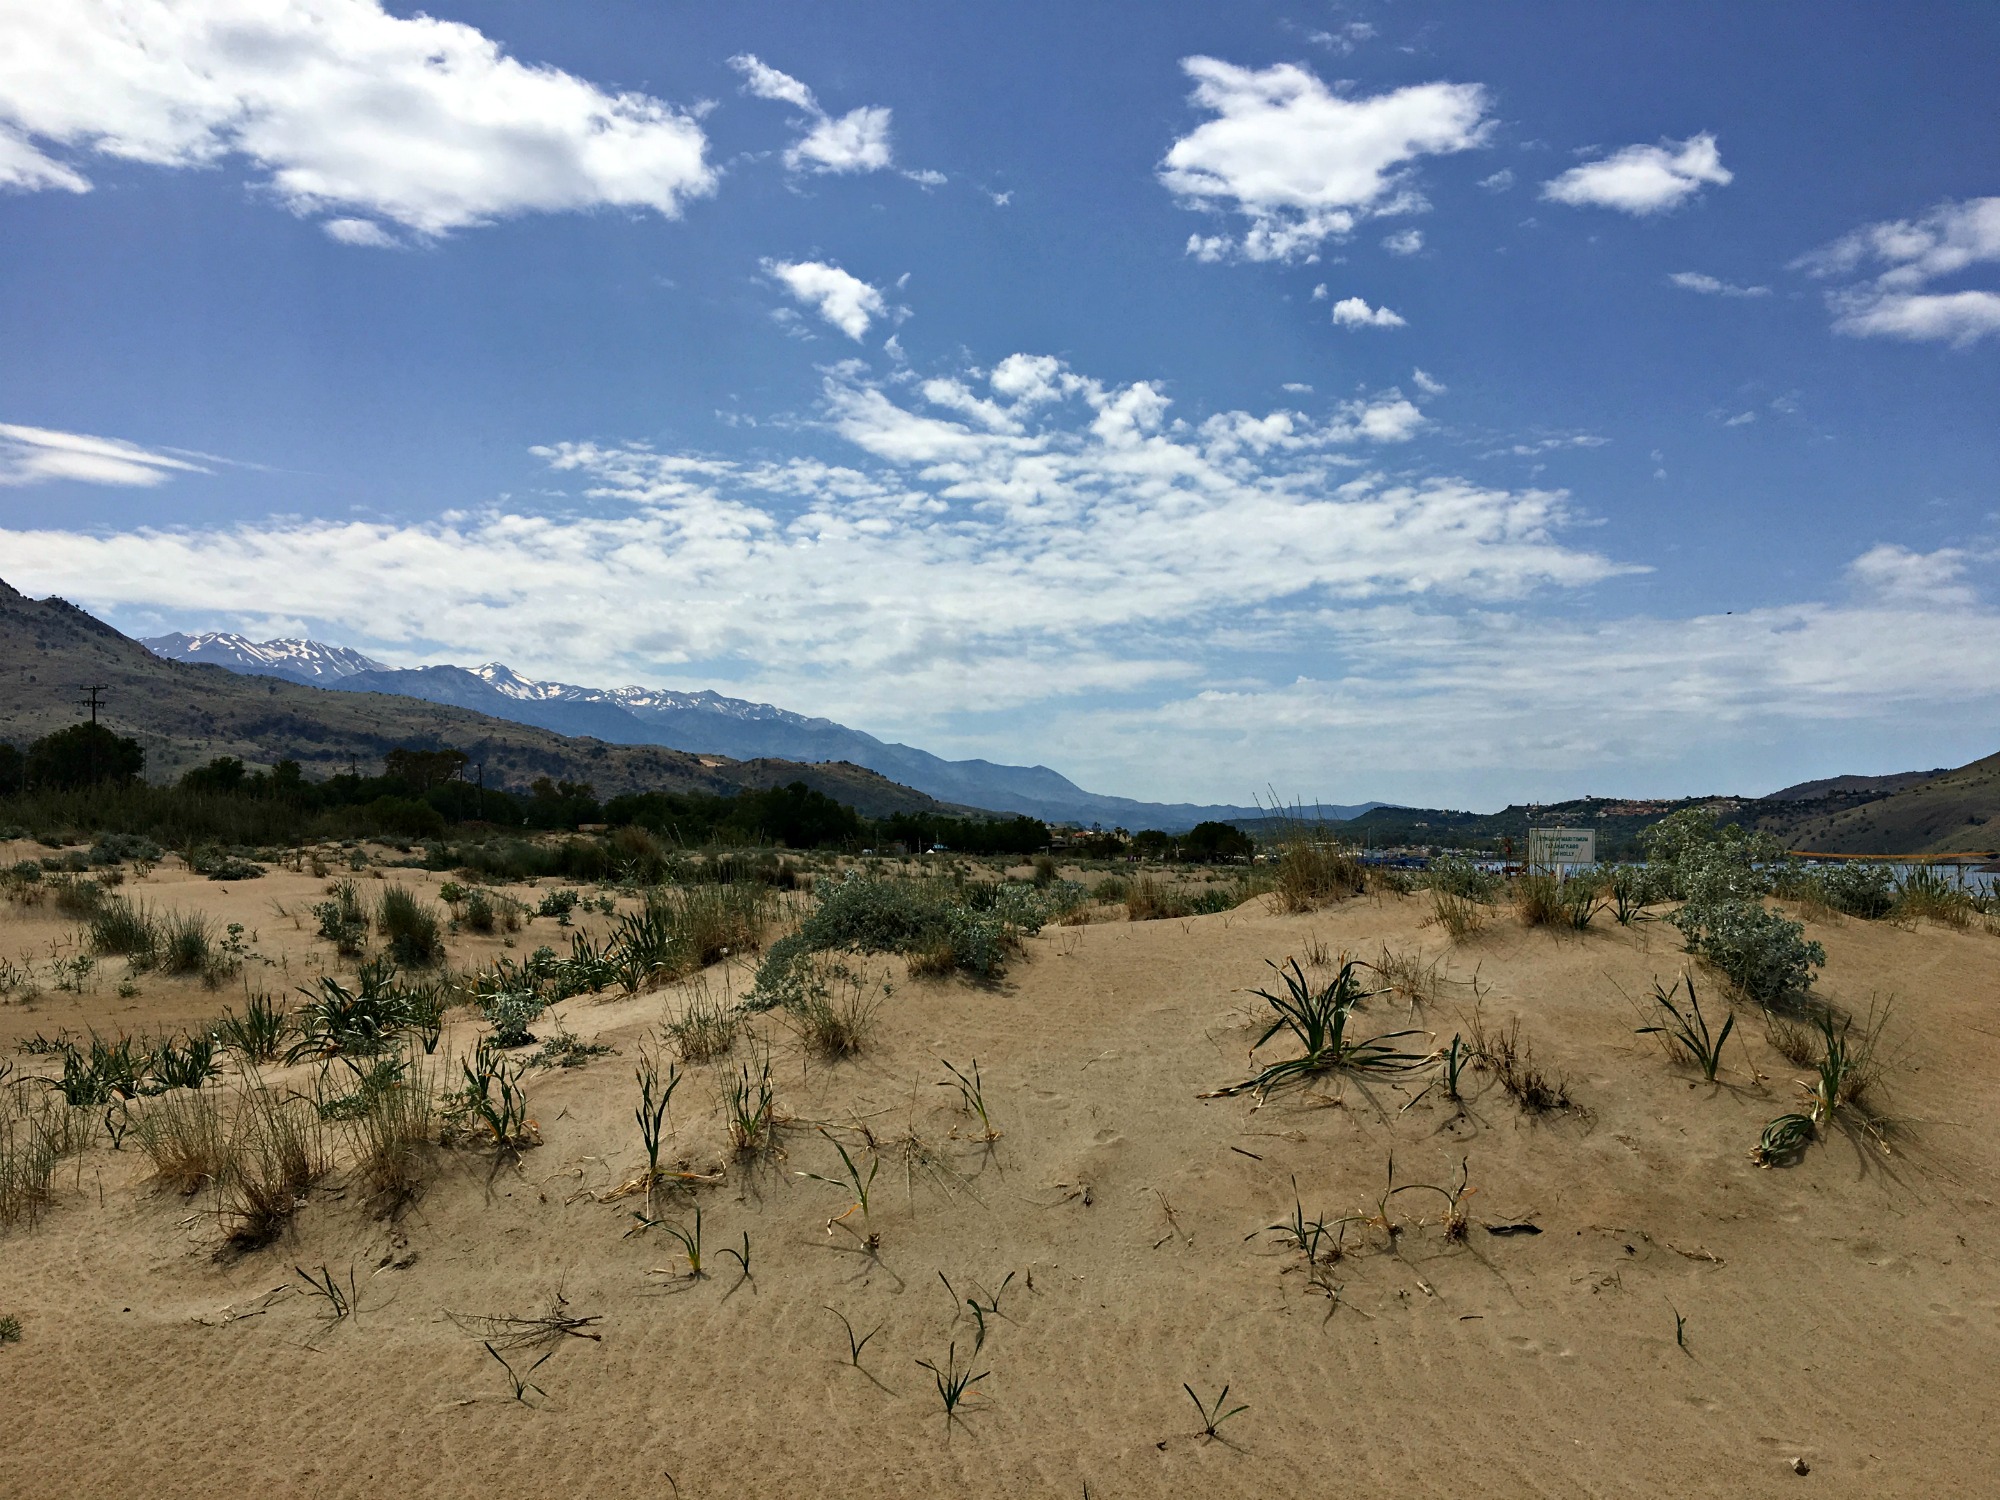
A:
[2,853,1997,1498]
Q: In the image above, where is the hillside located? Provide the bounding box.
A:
[1760,767,1947,801]
[0,581,974,819]
[1751,750,2000,856]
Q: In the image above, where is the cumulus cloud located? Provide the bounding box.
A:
[1542,133,1730,215]
[1669,271,1769,297]
[1847,543,1977,605]
[729,53,895,174]
[762,259,888,340]
[0,356,1631,728]
[1411,368,1447,396]
[1160,58,1489,262]
[1381,228,1424,256]
[1795,198,2000,345]
[0,423,209,488]
[1477,168,1514,193]
[1330,296,1406,328]
[0,0,715,238]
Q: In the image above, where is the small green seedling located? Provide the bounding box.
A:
[1671,1303,1690,1354]
[651,1204,705,1278]
[634,1051,681,1204]
[939,1058,999,1140]
[721,1231,752,1280]
[826,1306,881,1368]
[798,1129,880,1229]
[916,1340,988,1425]
[1185,1382,1248,1441]
[485,1341,553,1403]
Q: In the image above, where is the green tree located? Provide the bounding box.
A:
[24,722,145,789]
[179,756,248,795]
[1181,820,1253,862]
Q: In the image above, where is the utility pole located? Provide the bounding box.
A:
[78,683,107,786]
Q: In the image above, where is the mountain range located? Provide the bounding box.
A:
[142,631,1377,831]
[1,587,968,817]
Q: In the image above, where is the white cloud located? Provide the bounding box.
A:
[726,54,817,113]
[1411,368,1447,396]
[0,128,89,192]
[1847,543,1976,606]
[0,356,1631,731]
[1795,197,2000,345]
[1310,283,1328,300]
[1281,382,1314,394]
[1669,271,1769,297]
[1381,227,1424,256]
[791,106,893,175]
[1306,22,1376,55]
[728,53,896,175]
[323,217,399,249]
[1477,168,1514,193]
[1159,58,1489,262]
[1331,296,1406,328]
[1080,583,2000,792]
[0,423,209,488]
[0,0,716,238]
[1829,289,2000,345]
[762,260,887,340]
[1722,411,1756,427]
[1541,133,1730,215]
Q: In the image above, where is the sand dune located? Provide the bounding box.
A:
[2,856,1996,1498]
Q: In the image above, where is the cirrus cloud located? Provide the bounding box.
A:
[0,423,209,488]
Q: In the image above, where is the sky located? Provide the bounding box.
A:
[1,0,1997,810]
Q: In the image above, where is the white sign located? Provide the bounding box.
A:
[1527,828,1596,867]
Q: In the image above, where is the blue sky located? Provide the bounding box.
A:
[2,1,1997,809]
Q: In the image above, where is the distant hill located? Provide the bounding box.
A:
[1,580,973,818]
[1760,769,1947,801]
[140,630,1373,832]
[1749,752,2000,856]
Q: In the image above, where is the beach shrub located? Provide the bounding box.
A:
[1672,897,1824,1008]
[750,873,1068,999]
[313,880,369,955]
[480,991,546,1048]
[1807,862,1896,920]
[1891,866,1976,928]
[377,885,445,967]
[89,896,160,966]
[1272,838,1364,913]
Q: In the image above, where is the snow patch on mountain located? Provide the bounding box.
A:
[143,631,387,683]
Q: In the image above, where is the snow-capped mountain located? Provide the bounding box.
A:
[144,633,1375,830]
[141,631,388,684]
[469,663,841,728]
